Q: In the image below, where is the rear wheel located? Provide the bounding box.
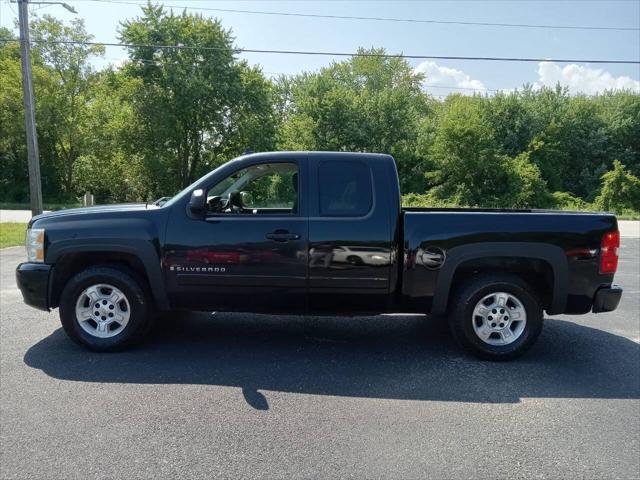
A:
[448,273,543,360]
[59,266,153,351]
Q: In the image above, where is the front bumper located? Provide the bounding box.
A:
[16,262,52,311]
[592,284,623,313]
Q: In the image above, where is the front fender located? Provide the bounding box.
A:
[45,220,168,310]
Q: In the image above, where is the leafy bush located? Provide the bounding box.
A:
[73,153,147,203]
[595,160,640,214]
[550,191,592,211]
[503,152,552,208]
[401,192,462,208]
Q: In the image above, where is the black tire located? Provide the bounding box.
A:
[347,255,364,266]
[448,273,543,361]
[59,266,153,352]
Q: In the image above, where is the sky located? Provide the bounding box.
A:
[1,0,639,97]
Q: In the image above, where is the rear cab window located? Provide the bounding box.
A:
[318,160,373,217]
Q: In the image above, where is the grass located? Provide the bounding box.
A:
[616,214,640,221]
[0,223,27,248]
[0,202,81,211]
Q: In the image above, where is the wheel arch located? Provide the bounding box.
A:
[47,241,169,310]
[431,242,567,316]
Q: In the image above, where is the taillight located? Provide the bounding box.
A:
[600,230,620,274]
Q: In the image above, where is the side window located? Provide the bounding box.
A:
[207,162,299,214]
[318,160,372,216]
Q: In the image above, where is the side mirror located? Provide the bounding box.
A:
[188,188,206,214]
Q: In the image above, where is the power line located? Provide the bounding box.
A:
[2,38,638,64]
[84,0,640,32]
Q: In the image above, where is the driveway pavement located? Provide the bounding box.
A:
[619,220,640,237]
[0,210,50,223]
[0,241,638,479]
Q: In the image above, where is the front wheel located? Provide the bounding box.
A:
[448,273,544,361]
[59,266,153,351]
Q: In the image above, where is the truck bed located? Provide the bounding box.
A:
[400,208,618,315]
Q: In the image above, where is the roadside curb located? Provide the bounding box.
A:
[0,246,24,252]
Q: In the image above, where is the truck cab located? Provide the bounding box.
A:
[163,152,400,315]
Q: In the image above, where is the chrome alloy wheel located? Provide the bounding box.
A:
[472,291,527,346]
[74,284,130,338]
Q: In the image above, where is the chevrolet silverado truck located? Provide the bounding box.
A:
[16,152,623,359]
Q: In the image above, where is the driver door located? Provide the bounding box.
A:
[164,157,308,313]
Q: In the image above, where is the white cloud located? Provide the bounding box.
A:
[414,61,487,96]
[535,62,640,95]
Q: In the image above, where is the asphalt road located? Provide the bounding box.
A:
[1,241,638,479]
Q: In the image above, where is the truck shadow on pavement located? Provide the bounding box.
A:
[24,313,640,409]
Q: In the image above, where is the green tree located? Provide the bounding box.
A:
[503,152,551,208]
[278,49,433,192]
[0,28,28,202]
[2,9,640,216]
[485,89,536,157]
[30,15,105,195]
[119,4,276,192]
[72,69,149,202]
[425,95,549,208]
[0,24,76,202]
[595,91,640,177]
[523,88,610,199]
[595,160,640,213]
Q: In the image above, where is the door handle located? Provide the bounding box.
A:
[266,231,300,242]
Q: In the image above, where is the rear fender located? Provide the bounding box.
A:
[431,242,568,316]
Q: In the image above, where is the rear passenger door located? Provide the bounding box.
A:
[307,155,393,313]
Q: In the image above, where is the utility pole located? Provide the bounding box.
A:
[18,0,43,217]
[16,0,77,216]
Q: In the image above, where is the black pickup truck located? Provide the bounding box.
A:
[17,152,623,359]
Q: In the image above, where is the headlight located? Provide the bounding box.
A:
[26,228,45,263]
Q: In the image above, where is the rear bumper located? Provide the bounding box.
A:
[16,262,52,311]
[592,284,623,313]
